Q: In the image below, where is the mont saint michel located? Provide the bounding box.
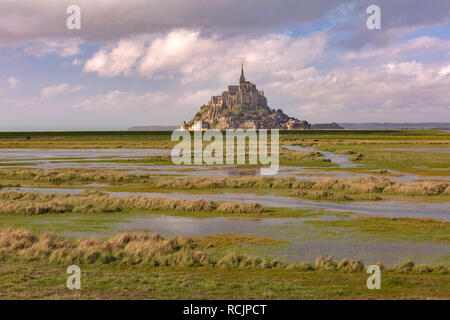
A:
[181,65,311,130]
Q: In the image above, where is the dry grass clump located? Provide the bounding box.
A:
[315,256,365,272]
[444,185,450,195]
[294,190,355,201]
[155,175,449,197]
[294,177,449,197]
[0,229,448,273]
[315,256,338,270]
[314,256,374,272]
[217,252,281,269]
[287,262,315,271]
[0,168,151,184]
[392,261,450,274]
[392,261,415,273]
[219,254,365,272]
[384,181,448,196]
[216,202,263,213]
[336,259,365,272]
[0,228,209,266]
[299,177,392,193]
[216,254,449,273]
[153,176,276,189]
[0,190,264,215]
[1,168,448,198]
[349,153,363,161]
[280,149,331,163]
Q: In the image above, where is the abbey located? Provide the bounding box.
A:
[181,64,311,130]
[210,64,268,113]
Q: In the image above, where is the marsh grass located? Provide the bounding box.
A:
[150,175,449,199]
[2,262,449,299]
[0,168,138,184]
[279,148,334,167]
[349,153,363,161]
[1,168,448,202]
[0,190,264,215]
[0,228,208,266]
[0,228,447,274]
[2,168,447,194]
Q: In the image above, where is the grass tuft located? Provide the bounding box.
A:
[0,228,448,273]
[0,190,264,215]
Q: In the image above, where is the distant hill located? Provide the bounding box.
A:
[339,123,450,130]
[311,122,344,130]
[128,125,178,131]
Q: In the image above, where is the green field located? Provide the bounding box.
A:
[2,262,449,300]
[0,130,448,299]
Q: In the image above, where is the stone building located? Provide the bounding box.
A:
[210,64,267,112]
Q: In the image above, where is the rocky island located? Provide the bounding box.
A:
[181,64,310,130]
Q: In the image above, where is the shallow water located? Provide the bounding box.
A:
[6,184,449,265]
[1,147,447,183]
[57,214,449,266]
[109,191,450,221]
[0,155,381,180]
[2,148,449,266]
[6,187,450,221]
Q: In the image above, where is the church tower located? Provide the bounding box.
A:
[239,62,246,84]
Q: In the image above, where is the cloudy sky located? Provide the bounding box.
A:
[1,0,449,130]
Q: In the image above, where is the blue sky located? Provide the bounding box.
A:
[1,0,449,130]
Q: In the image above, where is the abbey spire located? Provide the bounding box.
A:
[240,62,245,82]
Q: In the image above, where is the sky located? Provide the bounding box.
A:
[0,0,449,130]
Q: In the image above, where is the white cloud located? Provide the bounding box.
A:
[265,61,450,122]
[439,65,450,77]
[7,76,19,89]
[80,28,450,123]
[84,38,146,77]
[84,29,327,84]
[40,83,86,98]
